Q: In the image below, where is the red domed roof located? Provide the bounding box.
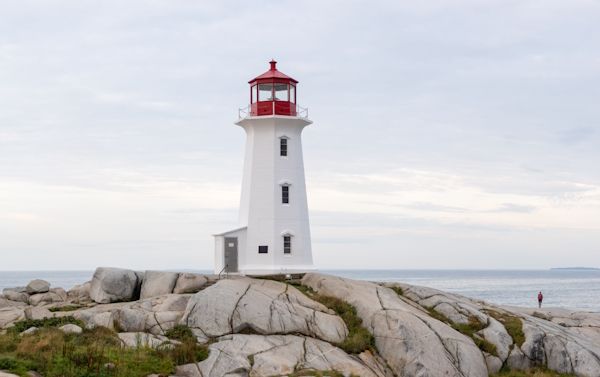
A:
[248,60,298,84]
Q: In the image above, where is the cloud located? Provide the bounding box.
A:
[488,203,537,213]
[1,0,600,269]
[557,127,596,145]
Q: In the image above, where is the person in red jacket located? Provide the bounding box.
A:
[538,291,544,308]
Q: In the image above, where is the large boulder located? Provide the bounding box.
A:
[0,297,27,309]
[67,281,92,303]
[89,267,141,304]
[394,282,515,366]
[393,281,600,376]
[24,307,53,321]
[181,278,348,344]
[76,310,116,329]
[2,287,29,303]
[73,294,190,336]
[59,324,83,334]
[113,308,147,332]
[29,288,67,306]
[302,273,488,377]
[26,279,50,294]
[139,271,179,299]
[0,307,25,329]
[118,332,175,349]
[173,273,208,294]
[176,334,391,377]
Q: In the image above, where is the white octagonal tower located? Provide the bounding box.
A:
[214,60,315,275]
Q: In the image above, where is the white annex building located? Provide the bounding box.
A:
[213,60,315,275]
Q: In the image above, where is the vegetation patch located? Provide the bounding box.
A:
[485,309,526,347]
[48,305,83,313]
[424,307,498,357]
[0,356,36,376]
[289,283,375,355]
[164,325,195,342]
[388,285,404,296]
[289,282,316,296]
[10,316,85,333]
[252,273,306,283]
[425,306,452,324]
[492,367,576,377]
[0,326,209,377]
[288,370,346,377]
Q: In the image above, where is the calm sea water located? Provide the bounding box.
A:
[1,269,599,312]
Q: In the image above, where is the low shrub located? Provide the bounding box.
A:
[162,340,209,366]
[10,316,84,333]
[0,355,35,375]
[290,283,375,355]
[48,305,82,313]
[485,309,526,347]
[164,325,195,342]
[288,370,346,377]
[426,307,498,357]
[0,325,209,377]
[289,282,316,296]
[426,306,452,324]
[492,367,576,377]
[389,285,404,296]
[0,331,19,353]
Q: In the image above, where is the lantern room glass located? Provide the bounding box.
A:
[289,85,295,103]
[258,84,273,101]
[274,83,289,101]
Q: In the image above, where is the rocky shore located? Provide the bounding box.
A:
[1,267,599,377]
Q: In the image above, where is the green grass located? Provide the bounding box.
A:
[164,325,195,342]
[388,285,404,296]
[289,283,375,355]
[288,370,346,377]
[0,325,209,377]
[492,367,576,377]
[48,305,83,313]
[424,307,498,357]
[289,282,316,296]
[450,316,487,338]
[10,316,85,333]
[485,309,526,347]
[425,306,453,323]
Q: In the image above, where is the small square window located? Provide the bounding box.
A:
[258,245,268,254]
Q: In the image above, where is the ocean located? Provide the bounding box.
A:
[1,269,599,312]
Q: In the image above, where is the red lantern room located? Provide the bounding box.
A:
[248,60,298,117]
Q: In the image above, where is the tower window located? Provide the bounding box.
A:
[258,245,268,254]
[280,138,288,157]
[274,83,289,101]
[283,236,291,254]
[281,185,289,204]
[258,84,273,101]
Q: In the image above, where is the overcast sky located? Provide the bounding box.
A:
[1,0,599,270]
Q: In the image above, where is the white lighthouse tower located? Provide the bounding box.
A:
[214,60,315,275]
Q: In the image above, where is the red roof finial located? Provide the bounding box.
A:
[248,60,298,84]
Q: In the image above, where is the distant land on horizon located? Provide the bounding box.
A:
[551,267,600,271]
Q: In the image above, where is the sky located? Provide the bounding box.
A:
[1,0,599,270]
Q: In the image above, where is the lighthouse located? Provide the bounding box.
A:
[213,60,315,275]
